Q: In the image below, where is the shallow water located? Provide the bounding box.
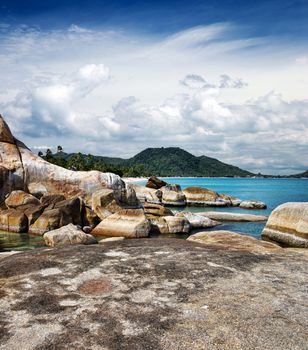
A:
[1,178,307,251]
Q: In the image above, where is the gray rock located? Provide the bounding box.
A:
[0,239,307,350]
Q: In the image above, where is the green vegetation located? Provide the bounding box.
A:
[41,146,254,177]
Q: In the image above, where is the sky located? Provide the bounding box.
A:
[0,0,308,174]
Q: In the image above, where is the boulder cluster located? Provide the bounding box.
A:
[1,115,307,249]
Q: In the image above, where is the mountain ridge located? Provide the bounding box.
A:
[49,146,254,177]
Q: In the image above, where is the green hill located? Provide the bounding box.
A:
[44,147,253,177]
[287,170,308,178]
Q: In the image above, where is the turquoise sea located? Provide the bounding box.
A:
[1,178,307,251]
[135,177,308,238]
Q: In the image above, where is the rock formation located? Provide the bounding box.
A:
[188,230,281,254]
[146,175,167,189]
[199,211,268,222]
[0,239,307,349]
[261,202,308,247]
[0,115,138,206]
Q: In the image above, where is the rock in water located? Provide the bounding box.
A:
[0,209,28,233]
[146,176,167,189]
[175,212,220,228]
[188,230,281,254]
[239,200,267,209]
[261,202,308,248]
[43,224,97,247]
[199,211,268,222]
[182,187,232,206]
[91,208,150,238]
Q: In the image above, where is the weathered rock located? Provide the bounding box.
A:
[188,230,281,253]
[81,206,100,228]
[175,211,220,228]
[54,197,83,226]
[0,209,28,233]
[99,236,126,243]
[4,190,40,209]
[155,216,191,234]
[92,208,150,238]
[0,114,14,143]
[29,208,72,235]
[161,187,186,206]
[146,176,167,189]
[200,211,268,222]
[239,200,267,209]
[143,202,173,219]
[130,184,162,204]
[182,187,231,206]
[1,239,307,350]
[40,193,66,207]
[24,205,46,226]
[262,202,308,248]
[0,166,11,204]
[91,188,123,220]
[0,115,139,208]
[43,224,97,247]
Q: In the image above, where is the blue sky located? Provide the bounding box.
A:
[2,0,308,36]
[0,1,308,174]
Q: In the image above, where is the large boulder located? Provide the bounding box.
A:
[0,209,28,233]
[130,184,162,204]
[199,211,268,222]
[187,230,281,254]
[91,188,123,220]
[24,205,46,226]
[40,193,66,207]
[0,115,138,208]
[146,176,167,189]
[91,208,150,238]
[43,224,97,247]
[182,187,232,206]
[261,202,308,248]
[29,208,72,235]
[161,187,186,206]
[54,197,83,226]
[143,202,173,219]
[239,200,267,209]
[175,212,220,228]
[4,190,40,209]
[155,216,191,234]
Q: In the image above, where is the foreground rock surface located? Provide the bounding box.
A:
[200,211,268,222]
[0,239,307,350]
[188,230,281,254]
[262,202,308,248]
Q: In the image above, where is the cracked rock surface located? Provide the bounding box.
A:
[0,239,307,350]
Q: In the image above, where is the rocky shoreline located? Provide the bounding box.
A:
[1,114,308,349]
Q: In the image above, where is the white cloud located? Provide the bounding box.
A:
[0,23,307,174]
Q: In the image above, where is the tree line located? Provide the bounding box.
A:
[38,146,150,178]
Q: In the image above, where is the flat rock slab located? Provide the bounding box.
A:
[199,211,268,222]
[0,239,307,350]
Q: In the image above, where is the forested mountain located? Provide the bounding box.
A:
[43,147,253,177]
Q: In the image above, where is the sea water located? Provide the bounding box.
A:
[1,178,307,251]
[135,177,308,238]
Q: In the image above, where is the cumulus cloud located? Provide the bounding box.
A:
[0,23,307,173]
